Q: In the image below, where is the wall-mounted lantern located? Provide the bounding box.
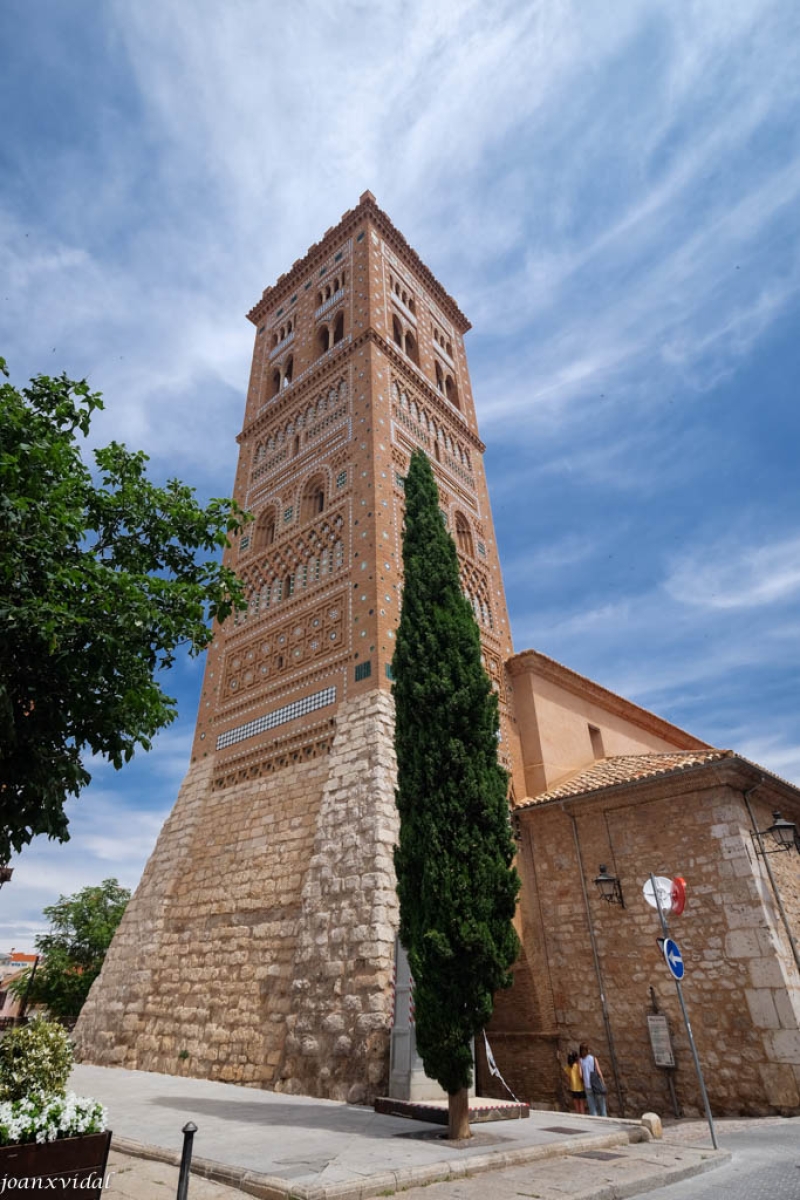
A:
[754,811,799,856]
[594,864,624,907]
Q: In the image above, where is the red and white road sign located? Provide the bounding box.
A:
[670,877,687,916]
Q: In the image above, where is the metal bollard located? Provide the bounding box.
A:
[176,1122,198,1200]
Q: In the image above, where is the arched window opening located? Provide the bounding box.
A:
[408,297,416,314]
[287,318,293,334]
[301,476,326,523]
[284,573,294,599]
[402,290,407,305]
[435,361,444,392]
[446,341,453,357]
[405,332,419,366]
[333,311,344,345]
[269,368,281,399]
[255,508,277,551]
[272,332,279,348]
[341,269,346,287]
[282,356,294,388]
[445,375,460,409]
[325,284,332,301]
[317,291,324,307]
[293,434,300,457]
[333,276,340,292]
[434,440,440,462]
[317,325,330,358]
[455,513,473,557]
[392,315,403,348]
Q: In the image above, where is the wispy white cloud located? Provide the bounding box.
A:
[5,795,169,953]
[3,0,800,946]
[665,534,800,610]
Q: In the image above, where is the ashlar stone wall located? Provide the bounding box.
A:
[75,691,399,1101]
[513,777,800,1118]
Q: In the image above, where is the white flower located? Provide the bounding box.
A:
[0,1093,106,1146]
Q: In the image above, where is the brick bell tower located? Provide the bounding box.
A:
[75,193,524,1102]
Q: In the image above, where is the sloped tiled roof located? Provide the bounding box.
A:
[518,749,733,808]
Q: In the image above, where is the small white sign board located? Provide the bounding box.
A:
[647,1014,675,1068]
[643,876,673,913]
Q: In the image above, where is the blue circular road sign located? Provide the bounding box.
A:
[662,937,685,980]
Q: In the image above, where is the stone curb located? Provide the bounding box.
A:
[110,1124,721,1200]
[564,1148,730,1200]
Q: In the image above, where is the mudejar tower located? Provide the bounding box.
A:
[75,193,524,1101]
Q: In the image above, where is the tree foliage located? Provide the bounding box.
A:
[393,449,520,1126]
[9,879,130,1019]
[0,358,248,859]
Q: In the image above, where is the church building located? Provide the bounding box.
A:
[75,194,800,1118]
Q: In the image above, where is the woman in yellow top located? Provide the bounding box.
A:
[564,1050,586,1114]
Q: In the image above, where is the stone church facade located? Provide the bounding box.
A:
[75,194,800,1116]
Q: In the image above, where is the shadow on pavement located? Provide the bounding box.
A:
[149,1095,425,1139]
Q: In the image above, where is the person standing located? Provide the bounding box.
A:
[564,1050,587,1114]
[579,1042,607,1116]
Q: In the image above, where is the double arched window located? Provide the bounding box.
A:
[317,313,345,359]
[267,355,293,399]
[392,315,418,364]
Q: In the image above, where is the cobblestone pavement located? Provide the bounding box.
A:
[639,1118,800,1200]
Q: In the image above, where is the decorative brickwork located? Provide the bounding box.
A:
[75,192,524,1097]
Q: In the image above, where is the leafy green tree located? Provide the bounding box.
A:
[0,358,248,860]
[392,449,520,1140]
[9,880,130,1019]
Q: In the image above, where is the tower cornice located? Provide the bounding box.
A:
[247,192,472,334]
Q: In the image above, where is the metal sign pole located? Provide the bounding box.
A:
[649,874,718,1150]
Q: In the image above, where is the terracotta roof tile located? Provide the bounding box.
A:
[518,749,732,808]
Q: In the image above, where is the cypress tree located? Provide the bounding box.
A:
[392,448,520,1140]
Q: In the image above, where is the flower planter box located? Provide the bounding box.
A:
[0,1130,112,1195]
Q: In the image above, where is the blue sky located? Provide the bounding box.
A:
[3,0,800,950]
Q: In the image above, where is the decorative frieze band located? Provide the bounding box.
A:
[216,686,337,750]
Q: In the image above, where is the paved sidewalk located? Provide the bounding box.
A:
[71,1065,729,1200]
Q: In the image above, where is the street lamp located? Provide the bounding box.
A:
[754,812,799,856]
[594,864,624,907]
[0,866,13,889]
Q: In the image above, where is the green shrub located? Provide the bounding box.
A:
[0,1019,74,1101]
